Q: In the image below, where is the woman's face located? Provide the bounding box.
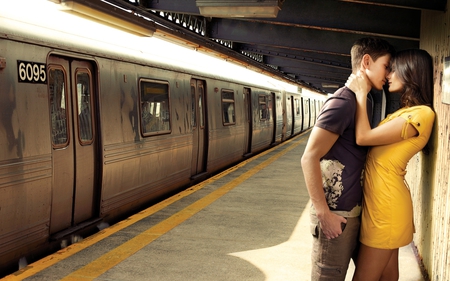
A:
[386,66,404,93]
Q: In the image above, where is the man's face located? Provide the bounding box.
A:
[364,54,391,91]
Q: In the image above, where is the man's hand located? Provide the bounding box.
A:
[317,211,348,239]
[345,71,371,101]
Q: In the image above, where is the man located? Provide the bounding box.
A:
[301,37,395,281]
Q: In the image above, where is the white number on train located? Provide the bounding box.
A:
[17,60,47,84]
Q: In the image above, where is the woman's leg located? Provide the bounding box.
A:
[352,243,396,281]
[380,248,399,281]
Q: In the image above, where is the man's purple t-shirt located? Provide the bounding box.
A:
[314,87,371,212]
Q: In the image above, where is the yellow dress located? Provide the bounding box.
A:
[360,105,435,249]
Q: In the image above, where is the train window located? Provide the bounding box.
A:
[199,85,205,128]
[221,90,235,125]
[295,99,301,116]
[244,88,251,122]
[191,85,196,128]
[304,99,310,114]
[259,95,269,120]
[48,68,69,147]
[140,80,171,135]
[76,71,93,144]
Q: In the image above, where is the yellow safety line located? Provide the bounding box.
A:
[2,132,308,281]
[61,137,306,280]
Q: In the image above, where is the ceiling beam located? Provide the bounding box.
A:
[240,0,421,40]
[207,18,419,55]
[340,0,447,11]
[139,0,446,14]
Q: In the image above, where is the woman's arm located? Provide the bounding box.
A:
[346,73,418,146]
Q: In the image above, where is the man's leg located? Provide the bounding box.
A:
[311,215,360,281]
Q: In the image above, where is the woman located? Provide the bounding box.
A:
[345,49,435,281]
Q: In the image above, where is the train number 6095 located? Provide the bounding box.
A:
[17,60,47,84]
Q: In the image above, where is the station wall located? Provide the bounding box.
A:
[408,6,450,280]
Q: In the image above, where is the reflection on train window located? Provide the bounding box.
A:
[295,98,301,116]
[191,85,196,128]
[221,90,235,125]
[244,88,251,122]
[49,68,69,147]
[304,99,309,114]
[76,71,93,144]
[199,85,205,128]
[259,95,269,120]
[140,80,171,135]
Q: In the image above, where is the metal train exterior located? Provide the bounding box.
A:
[0,2,325,274]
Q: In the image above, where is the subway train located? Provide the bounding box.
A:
[0,1,326,275]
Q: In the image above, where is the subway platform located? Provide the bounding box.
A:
[2,132,424,281]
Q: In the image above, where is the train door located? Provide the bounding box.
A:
[47,56,99,235]
[190,79,208,177]
[243,87,252,156]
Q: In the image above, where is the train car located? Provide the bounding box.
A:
[0,0,324,275]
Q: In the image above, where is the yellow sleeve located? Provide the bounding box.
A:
[399,106,435,139]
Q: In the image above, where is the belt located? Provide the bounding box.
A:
[310,204,361,217]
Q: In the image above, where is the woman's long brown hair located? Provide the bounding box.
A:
[391,49,434,108]
[391,49,434,154]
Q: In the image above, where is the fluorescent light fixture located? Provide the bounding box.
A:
[195,0,284,18]
[322,83,340,88]
[59,0,156,37]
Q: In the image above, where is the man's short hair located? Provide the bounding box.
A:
[351,37,395,72]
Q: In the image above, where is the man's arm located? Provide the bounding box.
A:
[301,126,347,239]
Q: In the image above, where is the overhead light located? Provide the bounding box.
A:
[58,0,156,37]
[322,83,340,89]
[195,0,284,18]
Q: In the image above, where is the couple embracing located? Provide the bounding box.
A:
[301,37,435,281]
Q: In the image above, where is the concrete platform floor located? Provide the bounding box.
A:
[2,133,425,281]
